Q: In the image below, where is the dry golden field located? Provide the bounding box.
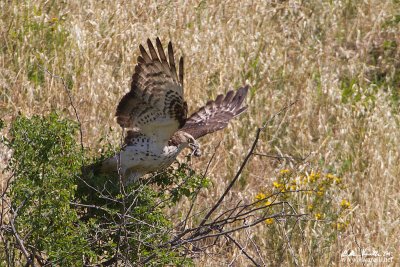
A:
[1,0,399,265]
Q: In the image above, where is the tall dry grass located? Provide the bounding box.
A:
[1,0,399,265]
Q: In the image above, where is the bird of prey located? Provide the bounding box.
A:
[98,38,249,185]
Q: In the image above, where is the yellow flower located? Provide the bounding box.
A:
[317,187,325,196]
[265,200,272,206]
[308,204,314,211]
[334,177,342,184]
[340,199,350,209]
[334,222,348,231]
[279,169,290,175]
[326,173,335,180]
[315,213,323,220]
[308,172,316,183]
[255,192,266,201]
[273,181,283,189]
[265,218,274,225]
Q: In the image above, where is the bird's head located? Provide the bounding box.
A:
[170,131,201,157]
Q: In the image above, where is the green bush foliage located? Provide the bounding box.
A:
[2,113,90,265]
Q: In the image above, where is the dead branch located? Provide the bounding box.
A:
[225,233,260,267]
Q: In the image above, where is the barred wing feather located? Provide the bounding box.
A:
[181,86,249,139]
[115,38,187,143]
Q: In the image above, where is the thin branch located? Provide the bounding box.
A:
[9,208,33,266]
[261,99,298,130]
[181,141,221,230]
[196,126,261,230]
[225,233,260,267]
[253,152,294,162]
[276,219,299,266]
[39,65,84,154]
[177,213,306,246]
[245,226,266,266]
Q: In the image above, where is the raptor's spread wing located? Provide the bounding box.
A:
[116,38,187,143]
[181,86,249,139]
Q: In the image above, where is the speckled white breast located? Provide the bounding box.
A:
[100,135,187,185]
[117,141,186,183]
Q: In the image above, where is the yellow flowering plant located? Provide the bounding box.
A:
[253,168,353,264]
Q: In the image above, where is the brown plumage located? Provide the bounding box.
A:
[115,37,187,143]
[181,86,249,139]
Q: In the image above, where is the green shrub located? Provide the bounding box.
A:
[2,113,91,265]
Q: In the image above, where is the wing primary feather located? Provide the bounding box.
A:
[235,86,249,107]
[139,44,152,63]
[156,37,170,73]
[181,86,249,139]
[147,39,159,61]
[215,94,224,105]
[229,86,248,109]
[205,100,213,106]
[168,41,178,81]
[137,56,145,64]
[230,89,242,107]
[235,106,248,116]
[156,38,167,63]
[179,57,184,86]
[223,90,235,104]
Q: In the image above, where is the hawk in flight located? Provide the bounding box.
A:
[99,38,249,185]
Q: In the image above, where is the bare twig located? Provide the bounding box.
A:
[181,141,221,230]
[9,207,33,266]
[196,126,261,230]
[276,218,299,266]
[225,233,260,266]
[253,152,293,160]
[39,65,84,153]
[245,226,266,266]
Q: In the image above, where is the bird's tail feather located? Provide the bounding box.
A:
[81,156,119,178]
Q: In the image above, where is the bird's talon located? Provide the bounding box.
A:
[189,143,201,157]
[194,148,202,157]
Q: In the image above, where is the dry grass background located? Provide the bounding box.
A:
[1,0,399,265]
